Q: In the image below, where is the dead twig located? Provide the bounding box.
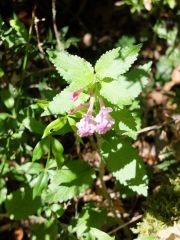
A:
[108,214,143,235]
[33,6,45,54]
[138,116,180,135]
[52,0,61,48]
[138,124,163,134]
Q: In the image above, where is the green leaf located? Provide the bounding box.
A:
[51,138,64,167]
[22,117,45,135]
[46,160,95,203]
[68,116,77,131]
[95,48,121,79]
[0,67,4,77]
[89,228,115,240]
[0,89,15,109]
[70,203,107,238]
[155,48,180,82]
[112,107,141,139]
[16,162,43,175]
[32,137,50,161]
[42,87,89,116]
[0,179,7,204]
[48,50,95,90]
[36,99,49,109]
[100,64,149,108]
[100,78,132,108]
[32,171,49,198]
[9,14,28,42]
[153,21,167,40]
[95,45,141,80]
[100,134,148,196]
[124,64,150,98]
[42,117,67,138]
[30,219,58,240]
[5,187,41,220]
[0,113,11,120]
[166,0,176,9]
[115,35,136,48]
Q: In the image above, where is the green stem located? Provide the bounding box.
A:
[15,9,35,114]
[21,9,34,80]
[97,135,132,238]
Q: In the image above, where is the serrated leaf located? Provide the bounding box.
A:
[32,171,49,198]
[100,134,148,196]
[100,78,132,108]
[95,45,141,80]
[48,50,95,90]
[46,160,95,203]
[95,48,120,79]
[32,137,50,161]
[42,87,89,116]
[51,138,64,167]
[42,117,67,138]
[112,108,141,139]
[70,203,107,238]
[5,187,41,220]
[100,65,149,108]
[123,64,150,98]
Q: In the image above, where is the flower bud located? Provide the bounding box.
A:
[69,91,80,102]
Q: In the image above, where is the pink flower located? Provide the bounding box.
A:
[76,113,96,137]
[69,91,81,102]
[95,106,115,134]
[76,94,96,137]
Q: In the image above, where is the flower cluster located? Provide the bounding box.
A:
[69,92,115,137]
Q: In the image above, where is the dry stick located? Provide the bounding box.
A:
[137,118,179,135]
[108,214,143,235]
[52,0,61,49]
[33,5,45,54]
[137,124,163,134]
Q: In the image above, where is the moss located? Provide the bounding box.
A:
[132,212,165,237]
[132,175,180,238]
[147,176,180,223]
